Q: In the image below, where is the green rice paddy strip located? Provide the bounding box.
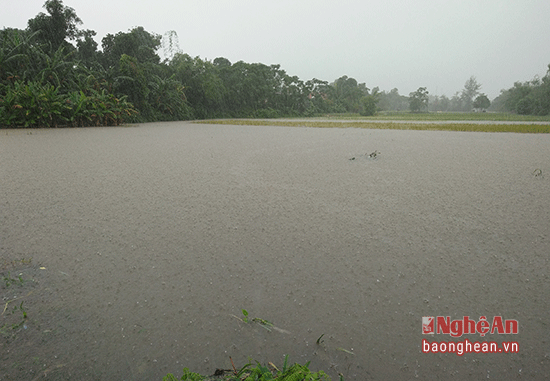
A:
[325,112,550,122]
[195,119,550,133]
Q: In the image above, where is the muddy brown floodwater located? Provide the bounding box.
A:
[1,121,549,380]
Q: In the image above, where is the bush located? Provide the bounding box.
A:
[0,80,138,128]
[0,81,67,127]
[516,97,533,115]
[64,89,138,126]
[360,95,378,116]
[254,108,281,119]
[163,357,332,381]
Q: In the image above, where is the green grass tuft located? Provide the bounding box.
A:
[164,356,332,380]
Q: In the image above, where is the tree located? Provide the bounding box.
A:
[332,76,368,112]
[76,29,98,64]
[529,64,550,115]
[461,76,481,111]
[359,87,380,116]
[409,87,429,112]
[473,94,490,111]
[170,53,227,118]
[0,28,40,83]
[503,81,534,114]
[429,95,450,112]
[496,64,550,115]
[303,78,331,115]
[360,95,378,116]
[101,27,162,67]
[117,54,150,115]
[27,0,82,51]
[213,57,231,68]
[377,88,409,111]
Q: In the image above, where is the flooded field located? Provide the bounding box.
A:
[1,122,549,380]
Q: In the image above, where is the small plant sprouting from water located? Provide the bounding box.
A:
[10,301,28,321]
[315,333,354,379]
[1,262,33,342]
[235,309,275,332]
[0,301,28,338]
[2,271,25,288]
[241,309,249,323]
[316,333,355,356]
[316,334,325,345]
[251,317,274,331]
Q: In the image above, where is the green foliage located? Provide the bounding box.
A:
[116,54,150,116]
[26,0,82,51]
[360,94,379,116]
[4,0,550,126]
[368,111,550,121]
[251,317,274,331]
[254,108,281,119]
[0,301,28,338]
[1,269,29,340]
[0,80,67,127]
[169,54,226,119]
[316,334,325,345]
[461,76,481,110]
[76,29,98,63]
[408,87,429,112]
[0,79,137,127]
[163,368,204,381]
[376,88,409,112]
[64,89,138,126]
[331,76,368,113]
[473,94,491,110]
[500,66,550,115]
[242,309,249,323]
[101,26,162,67]
[0,29,37,83]
[239,309,274,331]
[427,76,483,112]
[199,118,550,133]
[148,74,193,121]
[2,271,25,288]
[164,357,332,381]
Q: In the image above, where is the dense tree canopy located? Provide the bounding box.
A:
[101,27,162,67]
[1,0,355,127]
[473,94,491,111]
[494,65,550,115]
[27,0,82,51]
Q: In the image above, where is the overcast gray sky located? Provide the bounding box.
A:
[3,0,550,99]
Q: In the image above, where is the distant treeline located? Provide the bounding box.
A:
[426,70,550,115]
[1,0,549,127]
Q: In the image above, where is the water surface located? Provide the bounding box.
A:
[1,122,549,380]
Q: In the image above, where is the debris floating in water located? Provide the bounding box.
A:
[368,150,380,159]
[349,151,380,161]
